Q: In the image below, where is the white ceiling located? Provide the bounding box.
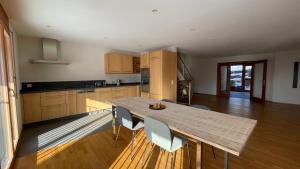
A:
[2,0,300,57]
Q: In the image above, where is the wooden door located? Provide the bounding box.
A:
[127,86,138,97]
[149,51,162,99]
[141,53,150,68]
[76,92,87,113]
[67,91,77,115]
[106,54,122,73]
[112,87,128,99]
[41,92,67,120]
[22,93,41,123]
[162,51,177,102]
[95,88,112,110]
[85,92,98,112]
[122,55,133,73]
[217,64,231,97]
[251,61,267,102]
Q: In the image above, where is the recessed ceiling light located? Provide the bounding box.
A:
[152,9,158,13]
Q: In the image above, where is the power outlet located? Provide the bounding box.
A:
[26,83,32,88]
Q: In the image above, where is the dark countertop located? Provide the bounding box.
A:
[20,82,140,94]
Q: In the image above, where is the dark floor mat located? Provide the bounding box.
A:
[17,110,113,157]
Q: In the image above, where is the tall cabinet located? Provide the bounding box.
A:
[149,50,177,102]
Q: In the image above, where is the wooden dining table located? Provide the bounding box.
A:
[110,97,257,169]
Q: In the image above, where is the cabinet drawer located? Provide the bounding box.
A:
[41,91,67,97]
[42,104,67,120]
[141,92,149,98]
[41,95,66,106]
[112,87,128,99]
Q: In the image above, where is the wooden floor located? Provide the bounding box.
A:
[13,94,300,169]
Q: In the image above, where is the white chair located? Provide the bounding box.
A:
[143,116,191,169]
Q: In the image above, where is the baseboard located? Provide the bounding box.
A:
[193,92,216,96]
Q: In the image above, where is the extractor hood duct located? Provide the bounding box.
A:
[30,38,70,65]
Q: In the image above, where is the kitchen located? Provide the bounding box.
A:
[4,1,297,169]
[19,37,178,124]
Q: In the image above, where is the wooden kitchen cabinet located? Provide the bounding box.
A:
[149,50,177,102]
[85,92,98,112]
[105,53,133,74]
[41,91,68,120]
[95,88,112,110]
[67,91,77,115]
[76,92,89,113]
[141,92,149,98]
[127,86,140,97]
[22,93,41,124]
[21,85,140,124]
[112,87,128,99]
[122,55,133,73]
[140,52,150,68]
[150,51,162,97]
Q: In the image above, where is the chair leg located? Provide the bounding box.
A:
[186,143,191,169]
[114,125,121,145]
[170,152,174,169]
[211,146,216,159]
[130,130,135,161]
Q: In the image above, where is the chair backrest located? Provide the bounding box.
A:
[161,99,174,103]
[144,116,172,151]
[116,106,133,130]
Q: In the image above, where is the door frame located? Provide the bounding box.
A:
[251,60,268,103]
[217,60,267,102]
[0,24,14,167]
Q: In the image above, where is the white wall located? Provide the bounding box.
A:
[187,50,300,105]
[272,50,300,104]
[18,36,140,83]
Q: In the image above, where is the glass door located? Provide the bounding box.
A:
[230,65,243,92]
[251,61,267,102]
[217,64,230,97]
[244,65,252,91]
[0,25,14,169]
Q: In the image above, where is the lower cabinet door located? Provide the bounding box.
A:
[127,86,138,97]
[42,104,67,120]
[22,93,42,124]
[112,87,128,99]
[96,89,112,110]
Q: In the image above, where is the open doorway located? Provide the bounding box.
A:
[229,64,252,99]
[217,60,267,102]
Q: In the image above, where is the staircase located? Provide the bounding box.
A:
[177,55,193,105]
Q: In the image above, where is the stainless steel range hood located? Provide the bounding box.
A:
[29,38,70,65]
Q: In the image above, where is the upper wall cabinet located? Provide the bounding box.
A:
[140,52,150,68]
[105,53,133,74]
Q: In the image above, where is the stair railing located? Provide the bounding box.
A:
[177,55,193,104]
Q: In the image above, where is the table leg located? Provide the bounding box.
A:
[196,142,203,169]
[224,152,228,169]
[112,105,116,140]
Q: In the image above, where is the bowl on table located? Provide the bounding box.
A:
[149,103,166,110]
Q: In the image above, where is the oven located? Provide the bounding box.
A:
[140,68,149,92]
